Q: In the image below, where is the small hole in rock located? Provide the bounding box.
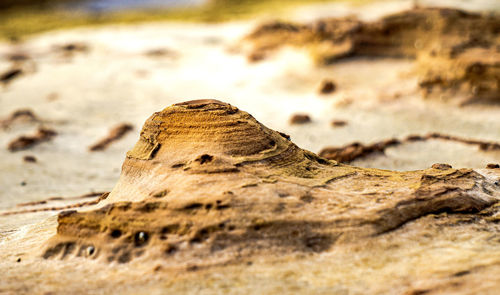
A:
[152,189,169,198]
[110,229,122,239]
[86,246,95,256]
[118,252,131,263]
[183,203,203,210]
[165,245,178,255]
[198,154,213,164]
[134,231,149,247]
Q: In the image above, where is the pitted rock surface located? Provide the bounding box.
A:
[42,101,500,272]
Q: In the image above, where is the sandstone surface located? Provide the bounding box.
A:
[2,100,499,294]
[244,7,500,103]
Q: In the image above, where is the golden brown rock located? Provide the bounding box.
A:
[330,119,347,127]
[40,100,500,284]
[245,8,500,102]
[319,80,336,94]
[289,113,312,124]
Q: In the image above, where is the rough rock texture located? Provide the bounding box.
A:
[244,8,500,103]
[39,100,500,287]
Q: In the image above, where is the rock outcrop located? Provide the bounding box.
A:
[42,100,500,277]
[244,8,500,103]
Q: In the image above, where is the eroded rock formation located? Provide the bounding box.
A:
[244,8,500,102]
[42,100,500,275]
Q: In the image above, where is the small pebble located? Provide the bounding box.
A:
[319,80,336,94]
[23,155,37,163]
[289,114,311,125]
[431,163,452,170]
[331,120,347,127]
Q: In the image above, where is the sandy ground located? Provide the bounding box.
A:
[0,0,500,275]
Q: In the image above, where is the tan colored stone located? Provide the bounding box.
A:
[244,7,500,103]
[1,100,500,294]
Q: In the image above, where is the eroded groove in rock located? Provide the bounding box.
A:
[244,8,500,102]
[42,100,500,269]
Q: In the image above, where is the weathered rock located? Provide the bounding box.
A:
[0,109,39,129]
[0,68,22,85]
[7,127,57,152]
[330,119,347,127]
[289,113,312,124]
[40,100,500,284]
[319,80,336,94]
[244,8,500,102]
[22,155,37,163]
[320,133,500,164]
[88,123,133,152]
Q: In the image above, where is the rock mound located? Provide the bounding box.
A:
[43,100,500,271]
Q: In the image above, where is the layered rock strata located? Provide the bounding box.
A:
[42,100,500,273]
[244,8,500,102]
